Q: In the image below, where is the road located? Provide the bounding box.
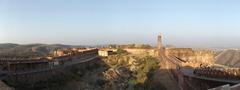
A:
[154,50,180,90]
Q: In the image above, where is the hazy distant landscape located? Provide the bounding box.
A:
[0,43,86,57]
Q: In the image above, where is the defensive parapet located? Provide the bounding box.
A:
[194,66,240,80]
[0,48,99,84]
[165,48,214,67]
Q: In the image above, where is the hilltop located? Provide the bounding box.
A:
[215,49,240,67]
[0,43,85,57]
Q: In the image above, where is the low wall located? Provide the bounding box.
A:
[219,83,240,90]
[0,49,99,85]
[123,48,158,56]
[7,57,99,83]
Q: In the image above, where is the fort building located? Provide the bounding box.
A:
[98,50,114,57]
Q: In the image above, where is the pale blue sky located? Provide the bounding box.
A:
[1,0,240,47]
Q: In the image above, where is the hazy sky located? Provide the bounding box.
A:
[1,0,240,48]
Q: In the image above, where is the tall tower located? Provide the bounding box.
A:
[157,35,162,50]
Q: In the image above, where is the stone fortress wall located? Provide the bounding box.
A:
[123,48,158,56]
[165,48,214,67]
[0,48,99,84]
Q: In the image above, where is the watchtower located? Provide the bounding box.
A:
[157,35,162,50]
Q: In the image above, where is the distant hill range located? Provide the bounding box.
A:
[215,49,240,67]
[0,43,86,57]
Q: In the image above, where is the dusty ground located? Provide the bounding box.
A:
[154,55,180,90]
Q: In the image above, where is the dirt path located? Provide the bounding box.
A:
[152,56,180,90]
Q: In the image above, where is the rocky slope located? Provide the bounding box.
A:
[44,54,166,90]
[99,54,165,90]
[215,49,240,67]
